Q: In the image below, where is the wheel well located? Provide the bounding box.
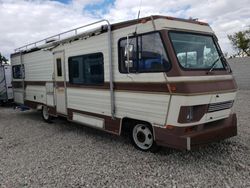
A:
[120,117,153,136]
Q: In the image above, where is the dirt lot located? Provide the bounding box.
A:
[0,90,249,188]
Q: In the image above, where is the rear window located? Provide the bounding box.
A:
[12,65,25,79]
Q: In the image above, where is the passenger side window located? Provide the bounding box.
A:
[68,53,104,85]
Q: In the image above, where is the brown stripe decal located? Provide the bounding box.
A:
[114,82,169,92]
[24,100,43,109]
[12,81,23,88]
[172,79,237,94]
[66,82,109,89]
[13,79,237,94]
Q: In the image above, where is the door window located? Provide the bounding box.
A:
[56,58,62,77]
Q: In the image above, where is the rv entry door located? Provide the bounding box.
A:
[53,51,67,115]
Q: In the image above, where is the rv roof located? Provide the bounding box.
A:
[111,15,209,30]
[12,15,209,55]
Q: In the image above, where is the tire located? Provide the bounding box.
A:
[42,106,52,123]
[131,123,159,152]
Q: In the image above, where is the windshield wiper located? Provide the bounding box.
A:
[207,55,223,73]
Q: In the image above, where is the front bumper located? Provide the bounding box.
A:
[154,113,237,150]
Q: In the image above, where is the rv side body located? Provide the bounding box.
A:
[11,16,237,151]
[0,64,13,103]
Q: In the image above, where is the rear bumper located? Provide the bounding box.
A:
[154,113,237,150]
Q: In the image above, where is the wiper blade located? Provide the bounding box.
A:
[208,55,223,73]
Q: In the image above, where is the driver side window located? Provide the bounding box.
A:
[118,32,171,73]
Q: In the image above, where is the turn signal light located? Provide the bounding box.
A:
[184,126,195,133]
[166,125,175,130]
[170,84,177,92]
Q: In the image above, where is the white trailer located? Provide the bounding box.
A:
[11,15,237,152]
[0,64,13,104]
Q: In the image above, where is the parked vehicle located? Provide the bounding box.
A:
[11,15,237,152]
[0,64,13,105]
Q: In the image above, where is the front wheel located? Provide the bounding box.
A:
[131,123,159,152]
[42,106,52,123]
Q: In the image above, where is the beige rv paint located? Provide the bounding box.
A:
[53,51,67,115]
[67,88,170,126]
[25,85,46,104]
[166,91,237,127]
[73,112,105,129]
[45,82,55,107]
[13,89,24,104]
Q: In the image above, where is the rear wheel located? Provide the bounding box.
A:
[131,123,159,152]
[42,106,52,123]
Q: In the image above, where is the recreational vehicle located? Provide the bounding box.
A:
[11,15,237,151]
[0,64,13,104]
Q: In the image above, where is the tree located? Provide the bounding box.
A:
[228,29,250,57]
[0,53,8,65]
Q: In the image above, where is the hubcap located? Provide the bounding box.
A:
[42,106,49,120]
[133,124,153,150]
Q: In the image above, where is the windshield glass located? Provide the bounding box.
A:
[169,32,224,70]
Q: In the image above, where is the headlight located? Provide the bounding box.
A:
[178,105,207,123]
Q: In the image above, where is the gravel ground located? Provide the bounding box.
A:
[0,90,249,188]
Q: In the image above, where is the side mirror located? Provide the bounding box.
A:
[124,44,134,58]
[124,44,134,69]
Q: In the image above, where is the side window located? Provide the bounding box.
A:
[68,53,104,85]
[12,65,25,79]
[56,58,62,77]
[119,32,171,73]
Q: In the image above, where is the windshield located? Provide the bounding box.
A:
[169,32,224,70]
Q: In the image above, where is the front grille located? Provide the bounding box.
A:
[208,100,234,113]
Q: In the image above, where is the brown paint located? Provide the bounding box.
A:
[12,81,23,88]
[12,79,237,94]
[24,100,43,109]
[66,79,236,94]
[171,79,237,94]
[113,82,169,92]
[154,113,237,150]
[25,81,50,86]
[48,106,57,116]
[56,82,65,87]
[66,82,109,90]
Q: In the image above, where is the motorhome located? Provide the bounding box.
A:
[0,64,13,104]
[11,15,237,152]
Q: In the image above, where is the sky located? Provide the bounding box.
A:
[0,0,249,60]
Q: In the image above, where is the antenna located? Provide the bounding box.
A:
[134,0,142,34]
